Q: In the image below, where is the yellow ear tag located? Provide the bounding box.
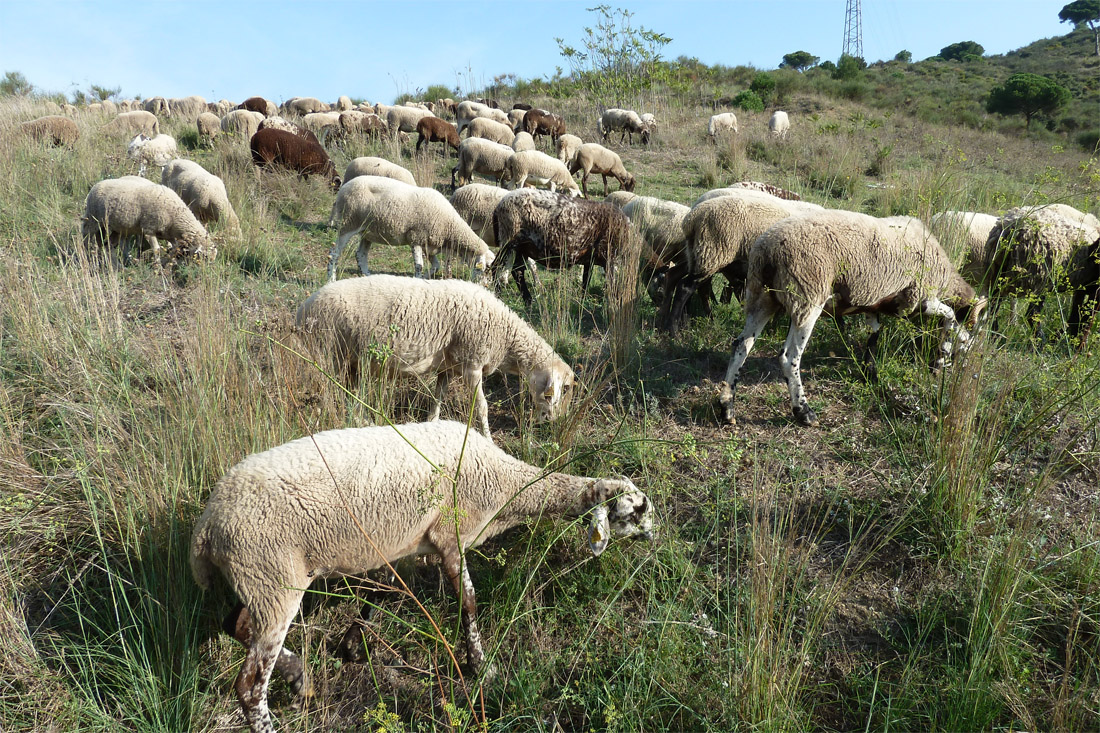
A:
[590,526,604,542]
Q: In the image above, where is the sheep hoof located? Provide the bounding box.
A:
[793,404,818,426]
[716,382,736,424]
[282,658,313,698]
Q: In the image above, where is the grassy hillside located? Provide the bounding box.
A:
[0,38,1098,733]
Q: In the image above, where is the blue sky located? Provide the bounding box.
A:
[0,1,1072,104]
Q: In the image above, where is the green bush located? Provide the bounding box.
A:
[733,90,764,112]
[1076,128,1100,151]
[749,72,776,103]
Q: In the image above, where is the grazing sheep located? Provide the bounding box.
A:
[707,112,739,140]
[195,112,220,142]
[20,115,79,146]
[511,130,536,152]
[326,174,411,228]
[555,133,584,168]
[257,116,320,143]
[568,142,635,197]
[239,96,278,117]
[335,95,353,111]
[451,137,514,188]
[929,210,999,266]
[415,116,460,156]
[455,100,510,135]
[168,96,206,119]
[283,97,329,115]
[385,105,434,136]
[466,116,515,146]
[104,110,160,137]
[161,159,241,237]
[220,109,265,139]
[191,420,653,732]
[326,182,494,281]
[640,112,657,134]
[450,183,510,248]
[143,96,170,117]
[662,189,824,335]
[599,108,651,145]
[969,204,1100,342]
[342,156,416,186]
[127,133,178,176]
[522,108,566,144]
[508,108,526,130]
[82,176,214,265]
[621,195,691,273]
[768,110,790,138]
[502,150,580,195]
[301,111,341,134]
[603,190,638,208]
[250,127,341,190]
[436,98,457,116]
[692,182,803,207]
[298,275,576,434]
[209,99,234,116]
[717,210,985,426]
[339,110,386,138]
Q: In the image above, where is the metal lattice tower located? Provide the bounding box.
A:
[843,0,863,59]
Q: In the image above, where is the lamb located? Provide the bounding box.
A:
[768,110,790,138]
[455,100,510,135]
[568,142,635,197]
[640,112,657,134]
[969,204,1100,342]
[190,420,653,732]
[929,210,999,266]
[250,127,341,190]
[451,136,514,188]
[415,116,460,156]
[297,275,576,434]
[341,156,416,186]
[239,96,278,117]
[522,108,566,143]
[104,110,160,137]
[20,115,79,146]
[662,189,824,335]
[511,130,536,152]
[555,133,584,168]
[195,112,220,142]
[707,112,739,140]
[385,105,434,136]
[82,176,215,265]
[599,108,651,145]
[127,133,178,176]
[160,159,242,238]
[326,183,494,282]
[501,150,581,195]
[220,109,265,138]
[466,116,515,146]
[717,210,985,426]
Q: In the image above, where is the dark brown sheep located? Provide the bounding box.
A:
[239,96,276,117]
[477,98,501,109]
[250,128,340,190]
[20,115,79,146]
[415,116,460,156]
[522,109,566,144]
[512,103,533,111]
[257,116,321,144]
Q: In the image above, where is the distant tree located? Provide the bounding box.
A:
[818,60,837,73]
[0,71,32,97]
[90,84,120,101]
[732,90,764,113]
[894,50,913,63]
[940,41,985,61]
[1059,0,1100,56]
[780,50,818,71]
[986,73,1071,129]
[423,84,456,101]
[833,53,866,80]
[749,72,776,102]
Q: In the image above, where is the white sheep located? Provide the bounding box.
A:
[335,95,353,111]
[82,176,215,266]
[221,109,264,139]
[691,182,803,208]
[160,159,242,238]
[326,173,412,228]
[385,105,434,135]
[341,156,417,186]
[301,111,341,133]
[143,96,170,117]
[297,275,576,434]
[283,97,329,115]
[104,110,160,137]
[568,142,635,198]
[603,190,638,209]
[127,133,178,176]
[455,100,509,134]
[929,210,999,267]
[502,150,581,195]
[718,210,985,426]
[449,183,510,247]
[451,136,514,188]
[599,108,651,145]
[707,112,738,140]
[190,419,653,732]
[555,133,584,168]
[326,183,494,282]
[768,110,790,138]
[195,112,220,142]
[466,116,515,146]
[621,195,691,272]
[507,108,526,130]
[511,130,536,152]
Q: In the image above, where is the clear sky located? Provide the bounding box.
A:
[0,1,1073,104]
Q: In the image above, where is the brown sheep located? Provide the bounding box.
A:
[250,128,340,190]
[522,109,566,144]
[415,116,459,156]
[20,115,79,146]
[239,96,277,117]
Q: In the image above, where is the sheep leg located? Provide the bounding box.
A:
[222,603,312,699]
[780,306,823,426]
[602,174,610,197]
[862,313,882,383]
[658,266,690,334]
[430,371,451,421]
[718,300,780,424]
[512,257,534,305]
[668,277,699,336]
[1024,297,1046,343]
[1069,283,1099,349]
[922,297,970,370]
[327,230,358,281]
[437,545,489,677]
[463,367,490,437]
[581,263,593,293]
[412,246,427,278]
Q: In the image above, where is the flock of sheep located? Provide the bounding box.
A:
[16,91,1100,733]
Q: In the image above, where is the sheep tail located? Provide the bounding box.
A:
[189,527,218,591]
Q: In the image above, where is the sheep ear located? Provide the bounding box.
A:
[588,505,610,557]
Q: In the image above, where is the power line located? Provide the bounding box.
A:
[843,0,863,59]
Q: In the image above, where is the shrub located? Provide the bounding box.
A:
[1076,128,1100,151]
[749,72,776,103]
[833,54,867,80]
[733,90,764,112]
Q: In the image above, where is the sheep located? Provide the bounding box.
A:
[522,108,566,144]
[19,115,79,146]
[451,136,514,188]
[283,97,329,115]
[707,112,739,141]
[501,150,581,196]
[449,183,510,247]
[190,419,653,732]
[342,156,416,186]
[508,108,526,130]
[195,112,220,142]
[326,182,494,282]
[511,130,536,152]
[603,190,638,209]
[768,110,790,138]
[599,108,650,145]
[621,195,691,275]
[969,204,1100,343]
[492,188,634,303]
[143,96,170,117]
[929,210,999,267]
[385,105,434,136]
[436,97,457,116]
[161,159,242,238]
[335,95,353,111]
[415,116,460,156]
[250,128,341,190]
[82,176,215,266]
[568,142,635,198]
[256,116,320,143]
[691,182,803,207]
[717,210,985,426]
[555,133,583,168]
[104,110,160,137]
[662,189,824,335]
[127,133,178,176]
[168,95,206,118]
[466,116,515,146]
[301,111,341,134]
[208,99,234,116]
[339,110,386,138]
[221,109,265,139]
[297,275,576,434]
[640,112,657,135]
[239,96,278,117]
[455,100,509,135]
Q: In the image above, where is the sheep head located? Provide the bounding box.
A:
[528,359,576,424]
[586,477,654,556]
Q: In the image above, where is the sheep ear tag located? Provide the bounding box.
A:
[588,505,610,557]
